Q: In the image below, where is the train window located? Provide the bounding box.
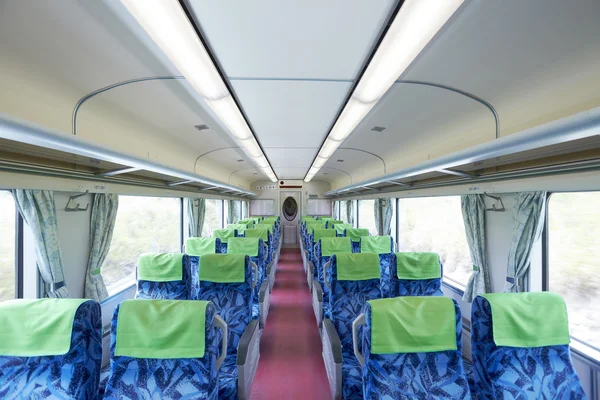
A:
[0,191,16,302]
[339,201,348,223]
[358,200,378,236]
[102,196,181,295]
[548,192,600,349]
[202,199,224,237]
[398,196,472,288]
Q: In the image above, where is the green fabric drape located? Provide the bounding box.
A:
[504,192,547,292]
[346,200,355,226]
[227,200,240,225]
[186,198,206,238]
[333,201,340,220]
[12,190,70,298]
[374,198,393,236]
[84,193,118,301]
[461,194,491,302]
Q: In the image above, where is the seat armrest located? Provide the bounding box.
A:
[312,281,324,327]
[322,319,343,399]
[259,281,270,329]
[307,261,315,292]
[236,320,261,400]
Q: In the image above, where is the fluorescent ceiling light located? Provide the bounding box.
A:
[305,0,463,182]
[121,0,278,182]
[354,0,464,104]
[255,156,269,169]
[329,99,376,141]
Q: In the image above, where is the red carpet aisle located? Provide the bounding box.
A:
[250,248,331,400]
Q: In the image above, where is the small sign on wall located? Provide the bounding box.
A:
[256,185,276,190]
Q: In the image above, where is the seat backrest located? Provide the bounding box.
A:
[360,297,471,399]
[326,219,344,228]
[186,237,222,256]
[333,223,352,237]
[104,300,223,399]
[244,228,272,264]
[213,228,237,252]
[328,253,382,351]
[315,237,352,283]
[192,254,254,354]
[135,253,190,300]
[471,293,585,399]
[346,228,370,252]
[389,252,443,297]
[0,299,102,399]
[228,224,247,236]
[227,237,266,295]
[360,236,395,296]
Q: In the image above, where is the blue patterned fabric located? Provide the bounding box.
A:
[328,255,383,399]
[351,242,361,253]
[191,255,254,399]
[378,253,394,298]
[387,253,443,297]
[135,254,190,300]
[219,242,228,254]
[228,240,266,321]
[362,300,471,399]
[0,301,102,400]
[103,302,220,400]
[471,297,586,399]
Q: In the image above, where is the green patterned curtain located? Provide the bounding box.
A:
[461,194,491,302]
[346,200,355,226]
[504,192,547,292]
[85,193,119,301]
[186,198,206,238]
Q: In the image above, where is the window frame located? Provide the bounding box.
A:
[543,190,600,356]
[0,190,23,301]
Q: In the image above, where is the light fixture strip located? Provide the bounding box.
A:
[304,0,464,182]
[121,0,278,182]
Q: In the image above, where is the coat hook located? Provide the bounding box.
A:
[484,192,505,212]
[65,190,90,212]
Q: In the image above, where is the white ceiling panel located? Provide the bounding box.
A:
[231,80,351,147]
[188,0,396,79]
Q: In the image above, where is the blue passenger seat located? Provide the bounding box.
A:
[346,228,370,253]
[135,253,190,300]
[321,253,383,399]
[389,252,443,297]
[103,299,226,400]
[213,228,237,253]
[191,254,261,399]
[186,237,222,255]
[354,296,471,399]
[359,236,395,295]
[471,292,586,399]
[0,299,102,400]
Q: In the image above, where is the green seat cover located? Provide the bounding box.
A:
[199,254,246,283]
[228,224,247,234]
[313,229,336,243]
[321,237,352,257]
[336,253,381,281]
[481,292,570,348]
[346,228,370,243]
[255,223,273,234]
[0,299,89,356]
[227,237,260,257]
[302,216,316,222]
[368,296,457,354]
[244,228,269,242]
[307,223,326,235]
[395,252,441,280]
[360,236,392,254]
[251,217,261,225]
[213,228,236,243]
[115,300,209,359]
[186,237,217,256]
[237,220,254,228]
[333,223,353,235]
[138,253,183,282]
[329,220,344,225]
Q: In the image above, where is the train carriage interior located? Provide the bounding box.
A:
[0,0,599,399]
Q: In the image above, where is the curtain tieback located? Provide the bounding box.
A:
[506,276,515,284]
[91,268,102,275]
[472,265,479,271]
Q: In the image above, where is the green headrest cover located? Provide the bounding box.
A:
[244,228,269,242]
[263,217,278,223]
[313,229,336,243]
[321,237,352,257]
[227,237,260,257]
[237,220,254,228]
[346,228,370,242]
[186,237,217,256]
[199,254,246,283]
[307,223,326,234]
[213,228,236,243]
[320,217,334,223]
[368,297,457,354]
[0,299,89,356]
[251,217,261,224]
[228,224,247,234]
[115,300,209,359]
[481,292,570,348]
[336,253,380,281]
[395,252,441,280]
[255,223,273,234]
[137,253,183,282]
[302,216,316,222]
[360,236,392,254]
[329,220,343,225]
[334,223,353,234]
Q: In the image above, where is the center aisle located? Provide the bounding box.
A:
[250,248,331,400]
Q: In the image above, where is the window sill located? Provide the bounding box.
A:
[570,337,600,367]
[100,282,136,305]
[442,280,466,296]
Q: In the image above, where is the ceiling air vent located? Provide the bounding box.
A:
[194,124,209,131]
[371,126,386,132]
